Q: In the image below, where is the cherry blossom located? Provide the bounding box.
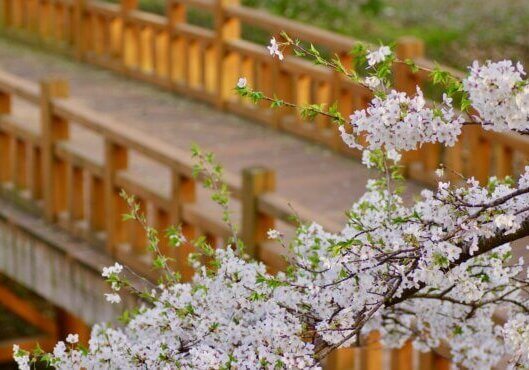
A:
[12,346,30,370]
[101,262,123,278]
[342,89,464,151]
[366,45,392,67]
[267,229,281,240]
[267,37,284,60]
[66,334,79,344]
[15,44,529,370]
[237,77,247,89]
[464,60,529,132]
[104,293,121,304]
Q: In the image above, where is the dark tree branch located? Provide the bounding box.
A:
[387,218,529,307]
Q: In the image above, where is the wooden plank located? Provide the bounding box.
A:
[104,140,128,254]
[241,167,275,258]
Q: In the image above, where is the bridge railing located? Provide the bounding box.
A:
[0,70,342,279]
[3,0,529,186]
[2,1,523,367]
[0,0,529,184]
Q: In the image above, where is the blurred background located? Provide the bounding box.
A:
[105,0,529,68]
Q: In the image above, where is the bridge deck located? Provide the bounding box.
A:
[0,37,422,226]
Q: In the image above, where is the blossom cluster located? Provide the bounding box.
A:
[503,315,529,368]
[28,249,317,369]
[464,60,529,132]
[14,43,529,370]
[341,89,464,152]
[29,168,529,369]
[275,168,529,368]
[341,59,529,154]
[102,262,123,304]
[366,46,392,67]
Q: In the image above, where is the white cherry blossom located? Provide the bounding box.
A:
[15,46,529,370]
[267,37,284,60]
[104,293,121,304]
[366,45,392,66]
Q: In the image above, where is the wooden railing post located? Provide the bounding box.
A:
[215,0,240,108]
[121,0,139,69]
[29,145,43,200]
[104,140,128,255]
[496,144,513,179]
[324,348,356,370]
[417,351,450,370]
[166,0,186,86]
[391,341,412,370]
[241,167,275,259]
[167,0,186,25]
[359,331,383,370]
[170,170,196,281]
[394,36,424,95]
[89,175,105,235]
[331,51,353,149]
[73,0,86,61]
[467,129,491,184]
[1,0,12,27]
[40,79,69,221]
[14,138,27,189]
[0,90,12,185]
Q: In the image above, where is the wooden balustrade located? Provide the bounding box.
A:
[0,68,343,277]
[2,0,415,165]
[0,67,457,369]
[2,0,528,186]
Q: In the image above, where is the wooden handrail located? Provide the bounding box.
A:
[258,193,341,233]
[224,5,367,52]
[51,98,243,195]
[86,0,119,14]
[0,0,481,189]
[0,70,40,104]
[0,68,337,275]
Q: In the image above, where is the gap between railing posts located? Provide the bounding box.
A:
[0,88,12,184]
[73,0,86,60]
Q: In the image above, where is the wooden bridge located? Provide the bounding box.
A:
[0,0,528,368]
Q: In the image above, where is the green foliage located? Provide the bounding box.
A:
[191,144,241,249]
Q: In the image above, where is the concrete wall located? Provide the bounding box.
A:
[0,200,137,325]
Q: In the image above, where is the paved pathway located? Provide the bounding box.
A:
[0,37,421,225]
